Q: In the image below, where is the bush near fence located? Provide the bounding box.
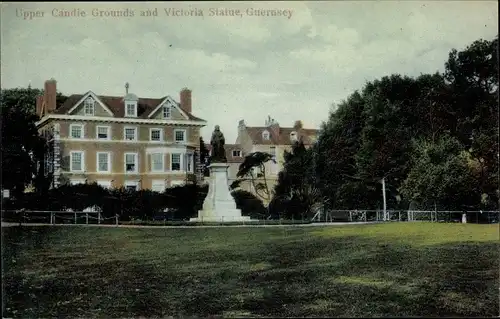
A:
[1,183,270,221]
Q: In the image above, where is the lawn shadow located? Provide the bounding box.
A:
[2,226,498,318]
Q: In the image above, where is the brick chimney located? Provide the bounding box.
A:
[180,88,192,114]
[265,116,280,139]
[44,78,57,113]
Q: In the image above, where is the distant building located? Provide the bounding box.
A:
[232,116,319,203]
[35,79,207,191]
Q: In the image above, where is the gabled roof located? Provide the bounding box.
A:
[206,144,245,163]
[52,92,205,121]
[244,126,318,145]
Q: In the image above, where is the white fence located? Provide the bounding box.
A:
[312,209,499,223]
[1,210,119,225]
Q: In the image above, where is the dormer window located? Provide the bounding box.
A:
[163,106,171,119]
[232,150,241,157]
[84,97,95,116]
[262,130,270,140]
[290,131,298,142]
[126,102,137,117]
[123,92,139,118]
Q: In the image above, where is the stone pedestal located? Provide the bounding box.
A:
[190,163,251,222]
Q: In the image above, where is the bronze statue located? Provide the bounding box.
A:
[210,125,227,163]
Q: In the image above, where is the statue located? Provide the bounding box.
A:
[210,125,227,163]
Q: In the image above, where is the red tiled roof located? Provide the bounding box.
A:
[206,143,245,163]
[52,93,205,121]
[245,126,318,145]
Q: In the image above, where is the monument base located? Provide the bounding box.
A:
[190,162,255,223]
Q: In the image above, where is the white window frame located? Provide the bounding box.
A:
[149,128,163,142]
[124,180,139,191]
[171,153,182,171]
[163,105,171,119]
[232,150,241,157]
[150,153,164,172]
[70,151,85,172]
[125,102,137,117]
[123,127,138,141]
[124,152,139,174]
[96,152,111,174]
[262,130,270,140]
[70,179,85,185]
[69,124,84,139]
[84,97,95,116]
[96,180,112,189]
[96,125,111,140]
[151,180,166,193]
[174,129,187,143]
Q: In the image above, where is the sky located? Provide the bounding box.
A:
[1,1,498,143]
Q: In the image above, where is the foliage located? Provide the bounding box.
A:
[312,35,498,211]
[199,137,210,177]
[230,151,276,202]
[400,135,478,210]
[1,87,68,197]
[272,140,326,219]
[231,189,267,219]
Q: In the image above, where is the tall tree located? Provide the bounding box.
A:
[199,137,210,177]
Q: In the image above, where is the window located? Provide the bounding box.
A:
[262,130,270,140]
[96,152,111,173]
[96,126,110,140]
[124,127,137,141]
[163,106,171,119]
[290,131,298,142]
[186,153,193,172]
[84,97,95,116]
[70,179,85,185]
[70,124,84,139]
[151,153,164,172]
[70,151,84,172]
[171,153,181,171]
[269,146,276,158]
[125,181,139,191]
[126,102,137,117]
[97,180,112,189]
[151,180,165,193]
[124,153,138,173]
[232,150,241,157]
[174,129,186,143]
[150,128,162,142]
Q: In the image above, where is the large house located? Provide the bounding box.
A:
[36,79,206,192]
[231,116,319,203]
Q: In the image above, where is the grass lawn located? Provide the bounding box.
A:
[2,222,498,317]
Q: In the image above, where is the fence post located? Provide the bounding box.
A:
[115,215,119,226]
[74,212,77,224]
[349,211,353,222]
[98,212,101,224]
[86,213,89,225]
[51,212,54,225]
[398,211,401,221]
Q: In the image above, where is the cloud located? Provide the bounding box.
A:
[0,1,497,142]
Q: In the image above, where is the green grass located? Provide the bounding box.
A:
[2,223,498,317]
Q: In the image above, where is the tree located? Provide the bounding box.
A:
[1,87,68,198]
[1,88,45,198]
[400,135,478,210]
[273,140,326,219]
[199,137,210,177]
[230,152,275,203]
